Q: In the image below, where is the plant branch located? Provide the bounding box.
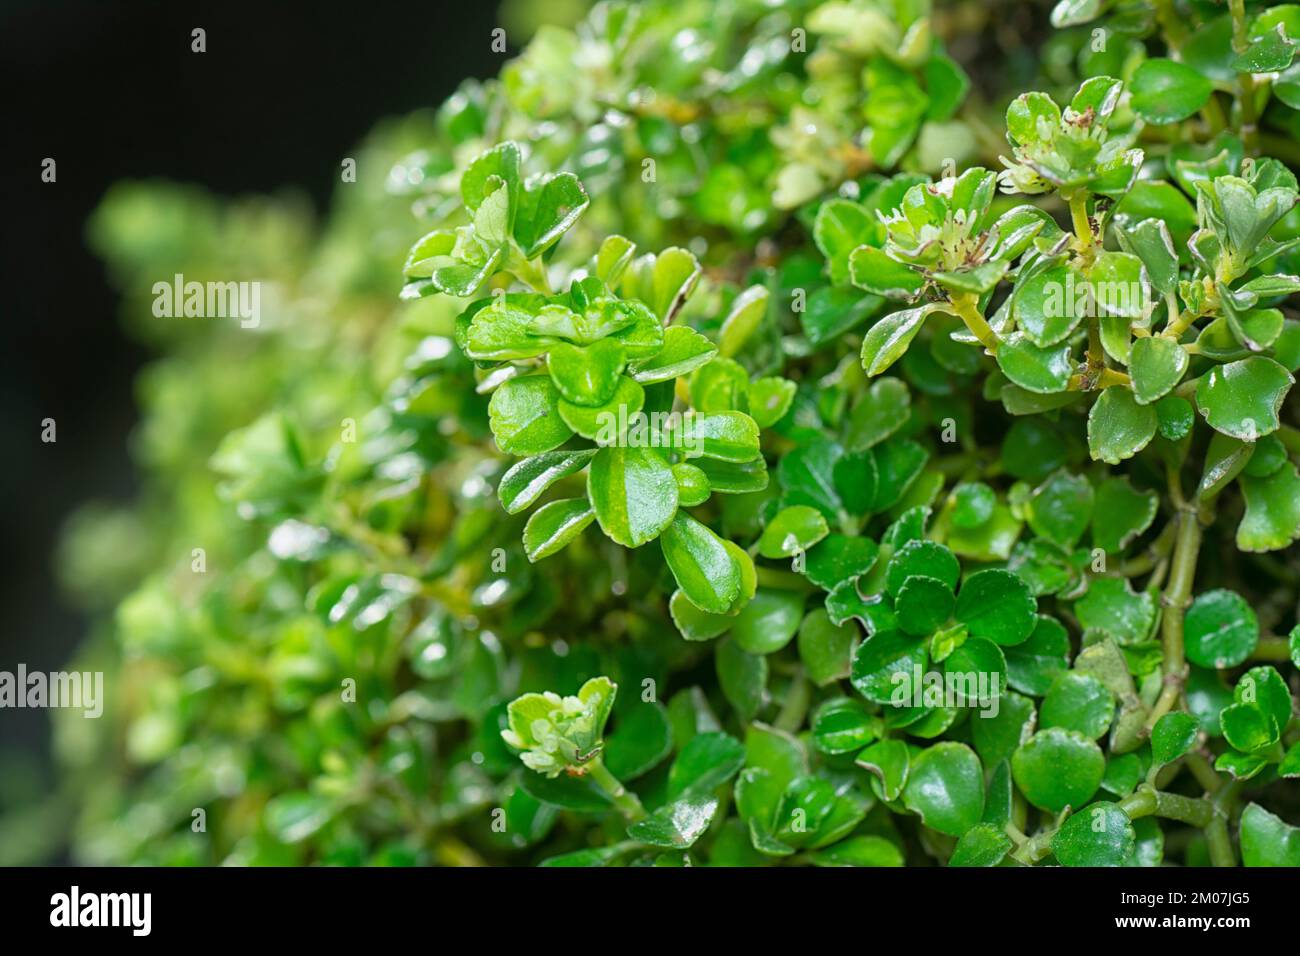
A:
[587,758,646,822]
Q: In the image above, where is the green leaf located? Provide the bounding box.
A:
[628,326,718,383]
[499,450,597,515]
[1220,703,1280,753]
[811,698,879,755]
[1155,394,1195,441]
[716,637,767,721]
[660,513,741,614]
[669,589,732,642]
[896,576,957,636]
[1129,336,1189,405]
[518,770,612,813]
[1239,463,1300,552]
[691,358,749,413]
[671,412,762,463]
[595,235,636,285]
[1184,589,1258,668]
[1088,386,1157,464]
[872,437,929,511]
[488,375,574,455]
[1040,672,1115,740]
[1005,616,1071,696]
[1027,470,1094,548]
[1075,577,1157,645]
[604,703,673,780]
[950,482,996,529]
[860,305,932,375]
[587,446,678,548]
[1013,263,1083,348]
[996,333,1074,394]
[559,376,645,439]
[732,589,804,655]
[1196,357,1294,440]
[672,462,710,507]
[1115,218,1179,296]
[798,608,858,685]
[626,789,719,849]
[851,630,929,704]
[1012,727,1105,812]
[1130,58,1213,124]
[758,505,830,559]
[804,535,880,590]
[902,742,985,838]
[1091,477,1158,553]
[1052,802,1136,866]
[1150,712,1200,767]
[886,540,960,595]
[1233,24,1298,73]
[668,732,746,798]
[264,792,334,844]
[855,739,910,802]
[778,438,845,519]
[814,199,876,285]
[954,569,1037,645]
[808,835,904,867]
[802,287,885,347]
[513,171,589,258]
[696,457,770,495]
[523,498,595,561]
[1240,803,1300,866]
[461,142,521,212]
[648,247,702,323]
[1236,665,1293,731]
[949,822,1012,867]
[748,377,797,429]
[547,339,626,406]
[971,691,1036,766]
[846,377,911,450]
[463,296,556,361]
[944,637,1008,706]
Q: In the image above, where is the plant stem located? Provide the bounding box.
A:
[1206,815,1236,867]
[1252,636,1293,661]
[1185,752,1224,794]
[949,294,999,354]
[1152,0,1189,50]
[587,757,646,822]
[1011,787,1216,865]
[1229,0,1259,153]
[1068,192,1094,257]
[1208,780,1244,866]
[1147,512,1201,730]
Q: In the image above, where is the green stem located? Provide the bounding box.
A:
[1206,816,1236,867]
[1146,512,1201,731]
[1230,0,1259,153]
[1252,636,1293,661]
[1153,0,1189,50]
[1068,192,1094,258]
[587,757,646,822]
[1185,752,1224,794]
[948,293,1000,354]
[1163,310,1197,339]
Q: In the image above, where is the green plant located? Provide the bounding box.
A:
[25,0,1300,869]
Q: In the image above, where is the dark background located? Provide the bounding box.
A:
[0,0,503,793]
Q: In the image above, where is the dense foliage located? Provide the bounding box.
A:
[27,0,1300,867]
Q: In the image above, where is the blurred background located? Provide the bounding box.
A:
[0,0,529,861]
